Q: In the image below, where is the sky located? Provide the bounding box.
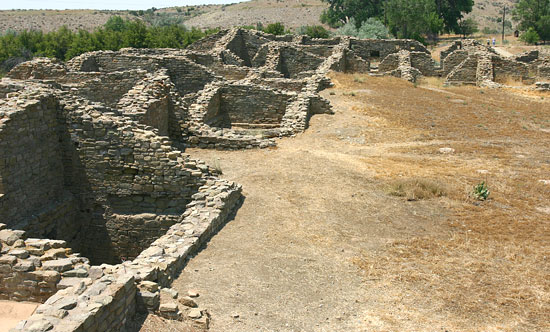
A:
[0,0,247,11]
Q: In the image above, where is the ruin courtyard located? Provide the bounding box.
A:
[0,29,549,332]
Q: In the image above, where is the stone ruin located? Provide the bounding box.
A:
[375,38,550,87]
[1,28,548,332]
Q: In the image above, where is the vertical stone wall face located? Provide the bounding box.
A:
[219,85,291,126]
[0,94,79,241]
[278,47,325,78]
[442,50,469,76]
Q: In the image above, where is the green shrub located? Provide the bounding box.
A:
[520,28,540,44]
[296,25,330,38]
[472,181,490,201]
[264,22,286,35]
[335,18,392,39]
[357,18,391,39]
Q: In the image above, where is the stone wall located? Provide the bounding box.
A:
[493,56,531,84]
[63,70,148,108]
[277,46,324,78]
[410,52,437,76]
[0,92,79,242]
[218,85,291,126]
[0,225,88,303]
[350,39,429,61]
[538,64,550,79]
[445,54,479,85]
[442,50,469,76]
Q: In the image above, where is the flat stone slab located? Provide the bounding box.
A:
[41,258,73,272]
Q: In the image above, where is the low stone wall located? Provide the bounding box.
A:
[350,38,429,61]
[445,54,479,85]
[9,179,242,332]
[0,225,88,303]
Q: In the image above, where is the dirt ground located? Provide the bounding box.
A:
[138,74,549,332]
[0,301,38,332]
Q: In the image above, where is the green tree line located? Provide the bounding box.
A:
[321,0,474,42]
[0,16,218,74]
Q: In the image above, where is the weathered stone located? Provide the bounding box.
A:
[42,259,73,272]
[188,308,202,319]
[0,230,19,245]
[139,280,159,292]
[178,296,198,308]
[159,302,179,313]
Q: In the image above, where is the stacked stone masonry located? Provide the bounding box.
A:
[2,28,548,332]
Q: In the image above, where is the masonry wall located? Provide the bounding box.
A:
[58,104,208,263]
[538,64,550,79]
[62,70,148,108]
[0,226,88,303]
[278,47,324,78]
[379,53,400,73]
[493,57,530,83]
[0,95,79,242]
[410,52,437,76]
[446,55,478,85]
[442,50,469,76]
[350,39,429,61]
[219,85,291,126]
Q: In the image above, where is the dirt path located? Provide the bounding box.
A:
[170,74,549,332]
[172,83,451,332]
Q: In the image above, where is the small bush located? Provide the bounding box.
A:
[520,28,540,45]
[335,18,392,39]
[296,25,330,39]
[357,18,391,39]
[264,22,286,35]
[472,181,490,201]
[388,178,447,201]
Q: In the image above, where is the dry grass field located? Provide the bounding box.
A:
[134,74,549,332]
[338,73,550,331]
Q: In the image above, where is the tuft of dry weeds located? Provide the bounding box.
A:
[387,178,447,200]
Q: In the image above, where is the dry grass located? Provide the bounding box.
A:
[330,72,550,331]
[387,178,447,201]
[129,314,201,332]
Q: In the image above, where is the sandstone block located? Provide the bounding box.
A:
[42,258,73,272]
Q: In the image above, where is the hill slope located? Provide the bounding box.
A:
[0,0,517,33]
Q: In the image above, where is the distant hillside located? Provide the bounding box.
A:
[0,0,517,34]
[468,0,517,33]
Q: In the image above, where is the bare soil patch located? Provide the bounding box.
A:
[0,301,38,332]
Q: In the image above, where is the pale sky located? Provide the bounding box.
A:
[0,0,247,11]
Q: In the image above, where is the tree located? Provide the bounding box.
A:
[320,0,386,28]
[536,15,550,41]
[434,0,474,33]
[384,0,444,42]
[513,0,550,41]
[456,17,478,37]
